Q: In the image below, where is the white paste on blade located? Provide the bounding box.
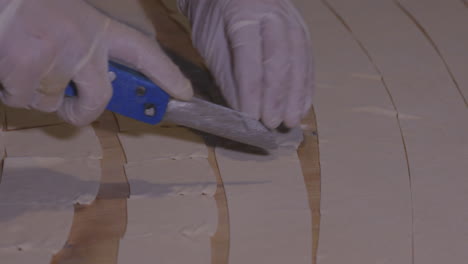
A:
[4,124,102,159]
[124,158,217,197]
[0,157,101,258]
[291,1,414,263]
[324,0,468,263]
[215,146,312,264]
[118,126,208,163]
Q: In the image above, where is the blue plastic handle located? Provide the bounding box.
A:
[65,62,170,125]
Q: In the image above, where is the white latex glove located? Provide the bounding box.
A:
[178,0,314,128]
[0,0,192,126]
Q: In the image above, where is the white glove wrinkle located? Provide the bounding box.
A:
[181,0,314,128]
[0,0,23,39]
[72,18,111,86]
[0,0,192,125]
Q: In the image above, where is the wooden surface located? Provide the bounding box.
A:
[45,2,321,264]
[299,110,321,264]
[52,112,129,264]
[4,1,465,264]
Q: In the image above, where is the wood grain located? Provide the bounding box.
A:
[298,108,321,264]
[48,1,320,263]
[51,112,128,264]
[208,146,230,264]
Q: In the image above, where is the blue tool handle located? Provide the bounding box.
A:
[65,62,170,125]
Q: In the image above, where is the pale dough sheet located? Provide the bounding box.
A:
[118,126,208,163]
[124,158,217,197]
[291,1,414,263]
[0,205,73,253]
[397,0,468,103]
[4,124,102,159]
[116,101,216,261]
[327,0,465,117]
[398,115,468,264]
[0,157,101,205]
[293,1,378,79]
[4,107,63,130]
[314,77,413,264]
[215,146,312,264]
[123,197,217,241]
[0,157,101,259]
[119,196,217,264]
[118,123,216,263]
[325,0,468,263]
[0,248,53,264]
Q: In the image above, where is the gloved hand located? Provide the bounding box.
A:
[0,0,192,126]
[178,0,314,129]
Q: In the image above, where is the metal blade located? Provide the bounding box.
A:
[163,98,278,150]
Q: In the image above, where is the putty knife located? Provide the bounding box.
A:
[65,61,278,150]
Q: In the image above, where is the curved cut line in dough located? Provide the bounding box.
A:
[215,145,312,264]
[0,157,101,259]
[352,106,421,120]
